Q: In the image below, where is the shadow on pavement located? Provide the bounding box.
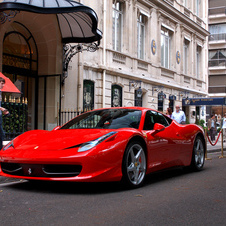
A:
[0,166,210,194]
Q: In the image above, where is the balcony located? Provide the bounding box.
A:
[209,59,226,67]
[209,33,226,42]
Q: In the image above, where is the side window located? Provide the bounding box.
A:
[143,111,169,130]
[143,111,154,130]
[153,111,169,127]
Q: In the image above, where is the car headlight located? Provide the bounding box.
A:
[78,131,117,152]
[3,140,14,151]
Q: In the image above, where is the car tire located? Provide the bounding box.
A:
[122,141,146,188]
[190,136,205,171]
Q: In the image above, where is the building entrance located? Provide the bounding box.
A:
[2,21,61,131]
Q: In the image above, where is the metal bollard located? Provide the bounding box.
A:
[205,128,212,160]
[219,129,226,159]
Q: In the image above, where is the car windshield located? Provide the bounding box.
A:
[61,109,142,129]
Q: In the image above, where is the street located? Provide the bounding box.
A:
[0,152,226,225]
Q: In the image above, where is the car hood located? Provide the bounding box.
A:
[12,129,127,151]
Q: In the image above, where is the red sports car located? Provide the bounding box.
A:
[0,107,206,188]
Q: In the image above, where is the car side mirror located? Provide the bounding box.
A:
[52,126,61,131]
[152,123,165,135]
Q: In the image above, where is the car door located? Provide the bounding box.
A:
[143,110,180,172]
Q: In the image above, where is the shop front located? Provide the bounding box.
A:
[183,97,226,124]
[0,0,102,137]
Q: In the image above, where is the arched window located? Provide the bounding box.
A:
[3,22,38,78]
[83,80,94,110]
[111,84,122,107]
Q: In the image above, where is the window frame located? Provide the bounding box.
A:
[112,1,123,52]
[111,84,122,107]
[137,13,146,60]
[161,28,170,69]
[83,80,94,110]
[143,110,169,130]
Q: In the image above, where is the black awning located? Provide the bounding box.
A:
[0,0,102,44]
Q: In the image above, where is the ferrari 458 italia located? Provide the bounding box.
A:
[0,107,206,188]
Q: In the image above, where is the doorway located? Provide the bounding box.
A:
[2,21,61,131]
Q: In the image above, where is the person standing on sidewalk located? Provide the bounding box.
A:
[207,114,217,142]
[222,113,226,142]
[0,77,9,150]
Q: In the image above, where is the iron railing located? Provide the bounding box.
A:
[209,59,226,67]
[60,108,92,125]
[2,101,28,140]
[209,33,226,42]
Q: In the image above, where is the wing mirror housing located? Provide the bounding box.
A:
[152,123,165,135]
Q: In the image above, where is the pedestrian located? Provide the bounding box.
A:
[0,77,9,150]
[166,107,172,118]
[172,105,186,124]
[207,114,217,142]
[222,113,226,142]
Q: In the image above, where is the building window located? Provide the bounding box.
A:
[112,1,123,52]
[169,95,176,111]
[183,0,188,8]
[196,0,200,16]
[196,46,201,79]
[135,89,142,107]
[83,80,94,110]
[209,49,226,67]
[137,14,145,60]
[158,91,166,112]
[183,39,189,75]
[111,85,122,107]
[161,29,170,69]
[209,24,226,41]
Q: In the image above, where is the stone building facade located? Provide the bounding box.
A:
[208,0,226,118]
[0,0,209,131]
[64,0,209,124]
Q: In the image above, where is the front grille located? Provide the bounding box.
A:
[1,163,82,178]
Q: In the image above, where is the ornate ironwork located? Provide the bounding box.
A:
[62,42,99,84]
[129,80,142,91]
[0,10,19,24]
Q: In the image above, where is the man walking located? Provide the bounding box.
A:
[172,105,186,124]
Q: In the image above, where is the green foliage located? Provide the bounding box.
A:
[2,102,28,138]
[195,119,206,129]
[186,118,190,124]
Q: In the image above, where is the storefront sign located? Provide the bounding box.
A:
[183,97,226,106]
